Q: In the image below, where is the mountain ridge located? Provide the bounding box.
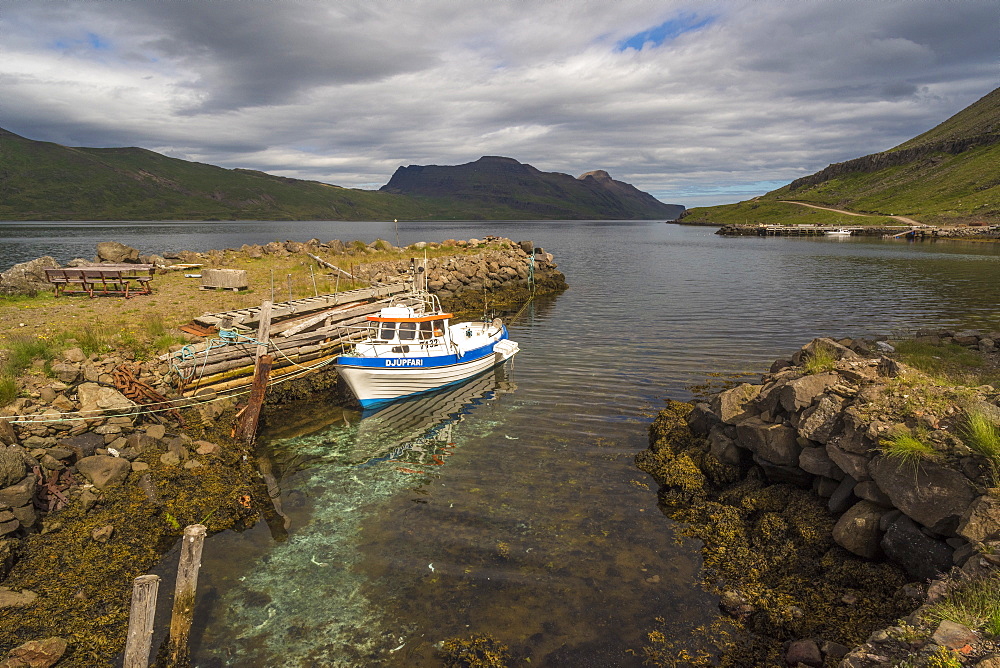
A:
[0,130,681,221]
[380,155,682,220]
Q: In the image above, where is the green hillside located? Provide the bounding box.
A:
[0,129,680,221]
[683,87,1000,226]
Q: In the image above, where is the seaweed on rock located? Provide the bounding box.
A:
[636,400,912,667]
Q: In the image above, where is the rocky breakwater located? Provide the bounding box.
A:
[350,237,567,313]
[0,347,256,665]
[638,331,1000,666]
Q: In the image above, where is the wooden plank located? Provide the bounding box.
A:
[193,284,408,327]
[275,300,368,338]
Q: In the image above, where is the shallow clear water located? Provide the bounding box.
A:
[7,221,1000,665]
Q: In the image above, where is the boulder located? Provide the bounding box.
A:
[791,338,862,366]
[49,362,79,384]
[797,395,846,444]
[685,402,721,436]
[709,427,744,467]
[826,439,873,481]
[931,620,978,650]
[832,500,884,558]
[736,417,801,466]
[881,513,954,581]
[0,450,27,489]
[799,446,845,480]
[785,639,822,667]
[12,503,36,530]
[91,525,114,543]
[56,432,103,460]
[869,457,977,535]
[0,475,35,508]
[0,509,18,536]
[0,587,37,609]
[828,475,858,514]
[755,372,801,416]
[125,433,162,455]
[75,455,131,490]
[710,383,762,424]
[96,241,140,263]
[76,383,137,415]
[0,419,19,446]
[779,372,839,413]
[958,495,1000,543]
[0,256,59,295]
[853,481,892,507]
[1,636,68,668]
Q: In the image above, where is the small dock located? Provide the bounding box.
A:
[758,225,866,236]
[885,227,943,239]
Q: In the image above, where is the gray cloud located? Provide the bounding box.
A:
[0,0,996,208]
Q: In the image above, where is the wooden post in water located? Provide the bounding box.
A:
[235,354,273,444]
[166,524,207,667]
[235,300,273,444]
[253,301,273,361]
[123,574,160,668]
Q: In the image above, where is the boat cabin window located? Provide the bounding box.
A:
[378,322,396,341]
[398,322,416,341]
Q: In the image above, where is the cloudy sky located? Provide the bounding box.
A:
[1,1,996,208]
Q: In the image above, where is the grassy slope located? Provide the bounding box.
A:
[0,130,676,221]
[0,131,437,221]
[683,88,1000,226]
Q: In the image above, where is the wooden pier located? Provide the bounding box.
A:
[757,225,866,236]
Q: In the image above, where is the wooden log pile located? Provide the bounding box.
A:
[167,283,417,396]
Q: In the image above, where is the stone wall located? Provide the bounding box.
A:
[690,332,1000,580]
[682,331,1000,666]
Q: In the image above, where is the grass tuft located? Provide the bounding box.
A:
[960,408,1000,483]
[880,428,937,467]
[922,574,1000,640]
[0,373,17,406]
[803,346,838,374]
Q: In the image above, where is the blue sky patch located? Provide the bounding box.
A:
[617,14,714,51]
[50,31,112,53]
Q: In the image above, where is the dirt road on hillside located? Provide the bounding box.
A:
[782,201,926,226]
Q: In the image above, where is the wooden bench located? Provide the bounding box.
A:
[45,265,155,298]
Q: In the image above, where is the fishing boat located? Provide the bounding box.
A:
[334,291,519,408]
[826,228,852,236]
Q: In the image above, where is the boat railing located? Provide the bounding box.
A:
[333,321,459,358]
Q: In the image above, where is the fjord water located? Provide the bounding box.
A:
[7,221,1000,665]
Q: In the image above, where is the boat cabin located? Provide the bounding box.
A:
[365,306,453,350]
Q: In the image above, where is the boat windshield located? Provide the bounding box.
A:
[378,322,396,341]
[398,322,416,341]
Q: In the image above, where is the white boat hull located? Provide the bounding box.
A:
[337,341,518,408]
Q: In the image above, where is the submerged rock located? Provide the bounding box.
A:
[76,455,131,490]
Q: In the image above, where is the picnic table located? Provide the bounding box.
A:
[44,264,156,298]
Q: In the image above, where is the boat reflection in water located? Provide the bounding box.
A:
[350,362,518,473]
[186,362,518,667]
